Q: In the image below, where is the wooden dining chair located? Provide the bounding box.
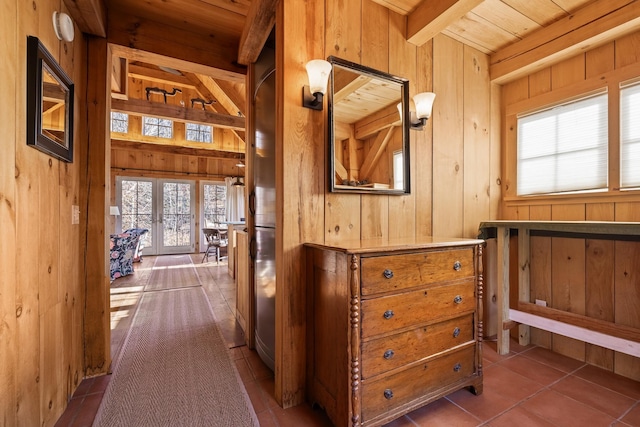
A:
[202,228,228,263]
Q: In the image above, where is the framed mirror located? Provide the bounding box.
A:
[328,56,409,194]
[26,36,74,162]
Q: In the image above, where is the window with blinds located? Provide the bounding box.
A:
[516,92,608,196]
[620,81,640,189]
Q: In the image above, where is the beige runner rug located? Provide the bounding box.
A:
[93,286,259,427]
[145,254,202,292]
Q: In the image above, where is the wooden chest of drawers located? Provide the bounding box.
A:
[305,238,483,427]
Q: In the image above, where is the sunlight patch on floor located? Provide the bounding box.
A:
[110,308,132,330]
[154,264,202,270]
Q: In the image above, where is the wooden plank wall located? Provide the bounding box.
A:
[277,0,499,408]
[1,0,87,425]
[501,31,640,381]
[111,145,241,179]
[0,0,18,422]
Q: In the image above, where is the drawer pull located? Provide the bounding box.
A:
[453,295,463,304]
[453,363,462,372]
[453,261,462,271]
[383,349,395,360]
[383,269,394,279]
[453,327,460,338]
[383,310,394,320]
[383,389,394,400]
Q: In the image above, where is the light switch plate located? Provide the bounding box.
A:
[72,205,80,224]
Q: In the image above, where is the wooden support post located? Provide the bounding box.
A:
[496,226,511,355]
[518,227,531,346]
[83,36,111,375]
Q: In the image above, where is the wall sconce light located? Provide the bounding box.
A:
[398,92,437,131]
[302,59,332,110]
[109,206,120,216]
[410,92,436,130]
[52,12,75,42]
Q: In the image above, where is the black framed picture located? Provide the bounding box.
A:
[26,36,74,162]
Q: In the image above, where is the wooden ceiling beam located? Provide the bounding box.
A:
[111,98,245,131]
[214,80,246,116]
[334,158,348,182]
[490,0,640,83]
[111,139,244,159]
[359,127,396,181]
[368,0,413,15]
[237,0,277,65]
[108,11,246,83]
[111,57,129,99]
[354,104,401,140]
[407,0,483,46]
[63,0,107,37]
[127,64,195,88]
[185,73,246,142]
[333,76,372,105]
[190,74,243,118]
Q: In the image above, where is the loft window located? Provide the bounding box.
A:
[516,92,608,196]
[110,112,128,133]
[186,123,212,143]
[620,80,640,189]
[143,116,173,139]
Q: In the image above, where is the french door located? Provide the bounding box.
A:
[116,177,196,255]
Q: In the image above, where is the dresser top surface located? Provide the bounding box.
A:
[304,236,483,254]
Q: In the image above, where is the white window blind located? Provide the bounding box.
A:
[517,93,608,196]
[620,81,640,188]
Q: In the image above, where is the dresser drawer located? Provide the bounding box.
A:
[361,345,476,422]
[361,248,474,296]
[361,280,475,338]
[361,314,474,379]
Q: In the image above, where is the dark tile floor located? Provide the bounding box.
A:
[55,256,640,427]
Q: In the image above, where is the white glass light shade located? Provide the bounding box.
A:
[109,206,120,216]
[413,92,436,120]
[397,102,403,121]
[305,60,332,95]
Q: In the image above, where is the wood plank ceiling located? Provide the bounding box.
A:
[63,0,640,151]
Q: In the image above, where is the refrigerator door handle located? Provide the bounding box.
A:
[249,190,256,216]
[249,237,257,260]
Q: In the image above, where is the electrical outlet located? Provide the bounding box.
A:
[535,299,547,307]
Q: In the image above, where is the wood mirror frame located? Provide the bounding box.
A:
[328,56,410,194]
[26,36,74,163]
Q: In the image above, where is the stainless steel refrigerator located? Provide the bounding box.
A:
[251,44,276,371]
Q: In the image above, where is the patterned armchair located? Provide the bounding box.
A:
[109,228,148,281]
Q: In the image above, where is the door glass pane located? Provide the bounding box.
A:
[121,180,153,248]
[163,182,191,247]
[203,183,226,227]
